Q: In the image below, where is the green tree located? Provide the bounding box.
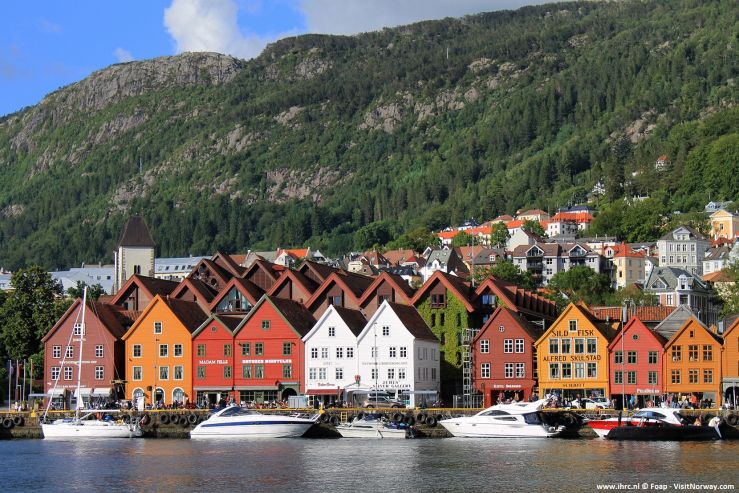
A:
[450,231,472,247]
[386,227,438,252]
[718,262,739,317]
[67,281,106,301]
[605,284,660,307]
[480,260,536,290]
[489,222,510,248]
[521,219,545,237]
[547,265,613,310]
[0,267,68,360]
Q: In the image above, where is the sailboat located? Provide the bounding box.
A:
[41,287,142,439]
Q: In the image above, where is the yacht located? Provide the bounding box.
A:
[41,411,142,439]
[190,405,319,438]
[588,408,723,440]
[439,399,566,438]
[336,413,410,439]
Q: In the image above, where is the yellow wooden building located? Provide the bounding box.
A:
[721,318,739,407]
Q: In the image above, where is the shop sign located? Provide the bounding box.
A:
[542,354,601,362]
[241,359,292,364]
[198,359,228,365]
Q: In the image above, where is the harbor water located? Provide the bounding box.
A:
[1,438,737,492]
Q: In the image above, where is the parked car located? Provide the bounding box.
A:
[570,397,612,410]
[362,395,404,408]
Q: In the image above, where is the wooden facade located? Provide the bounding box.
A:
[191,314,244,406]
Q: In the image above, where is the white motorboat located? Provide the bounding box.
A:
[336,414,410,439]
[588,408,723,440]
[42,412,142,439]
[190,405,319,438]
[439,399,566,438]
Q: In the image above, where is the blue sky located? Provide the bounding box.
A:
[0,1,549,117]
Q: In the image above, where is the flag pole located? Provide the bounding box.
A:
[22,359,26,404]
[7,361,11,410]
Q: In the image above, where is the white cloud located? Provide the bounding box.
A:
[299,0,552,35]
[164,0,292,60]
[114,48,134,63]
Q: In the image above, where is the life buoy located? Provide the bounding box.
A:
[404,415,416,426]
[160,414,170,425]
[330,416,340,426]
[3,417,14,429]
[393,412,403,422]
[726,413,738,426]
[139,414,151,426]
[425,416,437,427]
[12,416,24,427]
[188,414,198,425]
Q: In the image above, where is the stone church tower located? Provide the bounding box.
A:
[114,216,155,293]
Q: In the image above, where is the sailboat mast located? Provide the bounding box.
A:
[75,287,88,417]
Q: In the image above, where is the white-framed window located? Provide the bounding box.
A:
[389,347,397,358]
[73,323,84,336]
[504,339,513,353]
[480,340,489,354]
[347,347,354,358]
[515,363,525,378]
[311,347,318,359]
[371,368,378,380]
[318,368,327,379]
[174,366,184,380]
[569,320,577,332]
[336,347,344,359]
[328,327,336,337]
[515,339,524,353]
[52,346,61,358]
[64,367,73,380]
[399,368,406,380]
[549,363,559,379]
[481,363,491,378]
[587,362,597,378]
[174,344,183,357]
[95,366,104,380]
[387,368,395,379]
[371,346,377,358]
[133,366,142,380]
[133,344,142,358]
[561,363,572,379]
[504,363,514,378]
[321,347,329,359]
[95,345,104,358]
[309,368,317,380]
[382,326,390,336]
[159,344,168,358]
[51,366,60,381]
[400,347,407,358]
[154,322,162,334]
[335,367,343,380]
[159,366,169,380]
[65,346,74,359]
[549,339,559,354]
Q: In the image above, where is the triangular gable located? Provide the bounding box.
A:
[607,316,666,351]
[357,301,437,344]
[411,270,475,312]
[723,318,739,339]
[170,278,218,310]
[122,295,166,341]
[526,244,544,256]
[305,272,368,310]
[211,251,247,277]
[192,313,243,338]
[534,303,613,347]
[233,295,315,338]
[43,299,133,343]
[474,277,557,320]
[42,298,83,343]
[266,269,319,300]
[357,271,415,307]
[122,295,207,341]
[187,258,232,291]
[110,274,178,306]
[242,258,283,288]
[298,260,342,284]
[301,305,366,342]
[568,244,587,256]
[664,316,723,348]
[209,277,263,312]
[473,306,542,344]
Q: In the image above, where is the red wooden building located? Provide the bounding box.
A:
[233,296,315,404]
[191,314,245,407]
[472,306,543,406]
[607,316,667,408]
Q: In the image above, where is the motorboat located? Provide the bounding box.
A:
[41,411,142,439]
[439,399,568,438]
[336,413,410,439]
[189,405,319,438]
[588,408,723,440]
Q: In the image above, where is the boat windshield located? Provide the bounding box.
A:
[219,407,260,417]
[478,409,511,417]
[634,410,667,420]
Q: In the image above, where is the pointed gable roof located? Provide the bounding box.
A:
[358,271,416,307]
[243,258,283,282]
[652,305,697,339]
[208,276,264,312]
[607,316,667,351]
[411,270,475,312]
[192,313,247,338]
[110,274,179,305]
[475,276,557,320]
[298,260,342,284]
[187,257,233,290]
[42,298,135,343]
[359,301,438,342]
[234,295,316,338]
[382,249,417,266]
[117,216,155,248]
[266,269,320,299]
[302,305,367,342]
[305,271,374,309]
[474,306,543,344]
[122,295,207,340]
[664,316,723,347]
[211,251,247,277]
[534,303,615,346]
[170,277,218,310]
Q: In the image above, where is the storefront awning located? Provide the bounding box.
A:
[235,386,278,391]
[306,388,342,395]
[90,388,112,396]
[193,386,233,391]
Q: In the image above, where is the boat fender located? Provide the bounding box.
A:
[160,414,170,425]
[356,412,365,421]
[379,413,388,421]
[436,414,443,423]
[563,415,576,427]
[179,415,190,427]
[139,414,151,426]
[708,416,722,428]
[417,413,427,423]
[330,416,340,426]
[425,416,436,427]
[188,414,198,425]
[320,413,331,423]
[404,415,416,426]
[12,416,24,427]
[393,413,403,422]
[726,414,738,426]
[3,417,14,429]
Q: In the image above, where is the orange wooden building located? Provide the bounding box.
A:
[122,295,208,407]
[721,319,739,407]
[663,317,723,406]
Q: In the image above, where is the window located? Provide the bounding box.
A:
[174,366,184,380]
[51,366,60,381]
[330,295,342,306]
[371,346,377,358]
[197,344,206,357]
[382,326,390,336]
[480,340,489,354]
[95,365,104,380]
[516,363,525,378]
[261,320,270,330]
[614,350,623,364]
[133,366,142,380]
[549,339,559,354]
[309,368,317,380]
[174,344,183,357]
[321,347,329,359]
[482,294,495,305]
[671,370,681,384]
[689,369,699,384]
[328,327,336,337]
[347,347,355,358]
[440,313,445,326]
[688,345,698,362]
[561,363,572,379]
[73,323,84,336]
[569,320,577,332]
[648,371,657,385]
[430,314,436,327]
[242,365,251,379]
[399,368,406,380]
[159,366,169,380]
[614,371,623,384]
[255,364,264,379]
[648,351,658,364]
[336,347,343,359]
[481,363,491,378]
[389,347,397,358]
[627,371,636,384]
[515,339,524,353]
[154,322,162,334]
[255,343,264,356]
[703,369,713,383]
[430,293,446,308]
[371,368,378,380]
[504,339,513,353]
[587,363,597,378]
[549,363,559,379]
[241,343,251,356]
[66,346,74,359]
[220,343,231,357]
[283,342,292,356]
[387,368,395,379]
[561,338,571,354]
[702,345,712,361]
[159,344,168,358]
[671,346,681,362]
[587,339,597,354]
[574,363,584,379]
[627,351,637,364]
[283,364,292,378]
[504,363,514,378]
[335,367,343,380]
[318,368,326,380]
[52,346,61,358]
[197,366,205,379]
[574,339,584,354]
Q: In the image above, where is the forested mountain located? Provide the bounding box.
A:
[0,0,736,270]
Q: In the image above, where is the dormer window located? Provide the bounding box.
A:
[154,322,162,334]
[569,320,578,332]
[430,293,446,309]
[73,323,84,336]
